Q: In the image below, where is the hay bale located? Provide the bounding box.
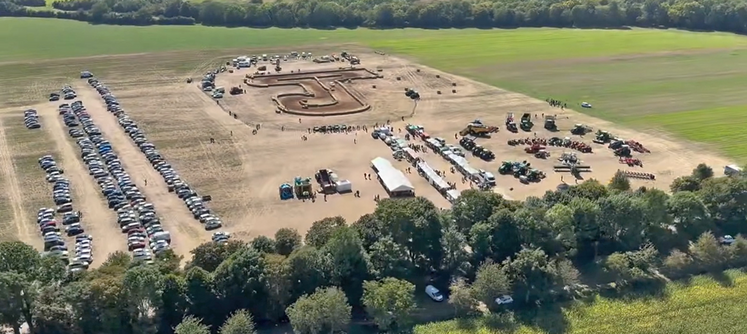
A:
[416,69,421,72]
[404,87,410,91]
[452,89,457,93]
[452,83,457,86]
[396,76,401,81]
[372,85,376,89]
[436,74,440,78]
[437,90,441,95]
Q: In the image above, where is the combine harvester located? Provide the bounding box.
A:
[459,119,499,137]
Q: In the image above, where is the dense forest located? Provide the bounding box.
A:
[1,0,747,34]
[2,166,747,334]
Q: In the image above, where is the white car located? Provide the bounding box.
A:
[581,102,592,108]
[425,285,444,302]
[495,295,514,305]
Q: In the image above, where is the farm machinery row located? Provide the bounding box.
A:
[508,137,593,153]
[459,136,496,161]
[498,160,546,183]
[593,130,651,154]
[554,152,592,175]
[505,113,534,133]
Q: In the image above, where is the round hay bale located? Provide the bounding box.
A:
[372,85,376,89]
[437,90,441,95]
[416,69,421,72]
[452,89,457,93]
[436,74,440,78]
[396,76,401,81]
[452,82,457,86]
[404,87,410,91]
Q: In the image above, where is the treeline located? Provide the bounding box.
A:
[2,165,747,333]
[2,0,747,34]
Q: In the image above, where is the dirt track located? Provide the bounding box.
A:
[0,117,34,244]
[248,68,378,115]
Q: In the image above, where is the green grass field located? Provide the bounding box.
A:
[415,270,747,334]
[3,18,747,159]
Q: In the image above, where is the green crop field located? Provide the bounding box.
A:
[415,270,747,334]
[3,17,747,159]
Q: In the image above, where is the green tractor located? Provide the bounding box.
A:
[593,130,612,144]
[526,169,545,182]
[499,161,513,175]
[520,113,534,131]
[571,124,591,135]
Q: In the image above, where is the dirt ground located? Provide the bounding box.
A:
[0,49,731,261]
[246,67,378,115]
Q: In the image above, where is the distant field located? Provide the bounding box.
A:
[416,270,747,334]
[4,17,747,159]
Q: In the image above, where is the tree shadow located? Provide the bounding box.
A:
[514,303,569,334]
[708,270,734,287]
[598,279,669,302]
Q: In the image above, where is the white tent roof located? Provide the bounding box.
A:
[371,157,414,193]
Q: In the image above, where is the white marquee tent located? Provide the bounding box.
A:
[371,157,415,195]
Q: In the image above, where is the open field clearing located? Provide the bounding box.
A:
[0,49,729,262]
[415,270,747,334]
[2,19,747,158]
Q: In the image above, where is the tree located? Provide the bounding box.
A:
[502,248,578,304]
[0,241,41,275]
[251,236,276,254]
[603,244,659,286]
[368,236,412,279]
[306,216,346,248]
[219,309,256,334]
[440,225,470,277]
[189,240,247,272]
[689,232,727,271]
[323,227,371,304]
[608,170,631,191]
[448,278,478,316]
[90,1,111,21]
[214,247,269,321]
[362,278,416,331]
[185,267,220,327]
[286,246,331,300]
[662,249,694,278]
[0,271,29,334]
[275,228,303,256]
[174,316,210,334]
[451,190,506,233]
[471,261,511,306]
[286,287,351,334]
[159,274,188,334]
[670,175,701,192]
[667,191,713,240]
[692,163,714,181]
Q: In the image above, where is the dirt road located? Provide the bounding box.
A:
[75,84,208,259]
[37,103,128,264]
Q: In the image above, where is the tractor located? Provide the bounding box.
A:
[229,87,243,95]
[544,116,557,131]
[499,161,514,175]
[460,137,476,150]
[526,169,545,182]
[520,113,534,131]
[614,145,632,157]
[593,130,612,144]
[535,150,550,159]
[571,124,592,135]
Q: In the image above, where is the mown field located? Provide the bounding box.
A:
[415,270,747,334]
[3,18,747,160]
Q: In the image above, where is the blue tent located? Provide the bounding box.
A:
[279,183,293,200]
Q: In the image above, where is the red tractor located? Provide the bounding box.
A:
[525,144,546,154]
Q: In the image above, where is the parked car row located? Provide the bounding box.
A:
[62,85,77,100]
[37,155,93,272]
[24,108,40,129]
[62,100,170,263]
[88,77,224,231]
